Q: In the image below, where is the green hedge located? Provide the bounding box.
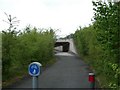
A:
[2,27,55,83]
[74,1,120,89]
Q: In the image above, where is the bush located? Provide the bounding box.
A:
[74,1,120,89]
[2,27,55,83]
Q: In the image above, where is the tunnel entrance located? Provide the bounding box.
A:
[54,42,70,52]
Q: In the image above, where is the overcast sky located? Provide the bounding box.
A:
[0,0,95,36]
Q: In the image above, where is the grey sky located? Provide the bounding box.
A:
[0,0,95,36]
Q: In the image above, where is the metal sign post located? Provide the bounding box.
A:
[33,76,38,89]
[28,62,42,90]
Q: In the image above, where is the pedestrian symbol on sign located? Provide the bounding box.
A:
[33,69,36,74]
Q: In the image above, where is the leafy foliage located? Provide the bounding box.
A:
[2,26,55,82]
[74,1,120,89]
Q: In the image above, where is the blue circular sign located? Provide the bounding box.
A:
[28,63,40,76]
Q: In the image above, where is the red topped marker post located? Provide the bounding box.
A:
[89,72,95,88]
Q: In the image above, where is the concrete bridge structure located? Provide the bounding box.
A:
[54,39,77,54]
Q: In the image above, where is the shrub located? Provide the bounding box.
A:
[74,1,120,89]
[2,27,55,82]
